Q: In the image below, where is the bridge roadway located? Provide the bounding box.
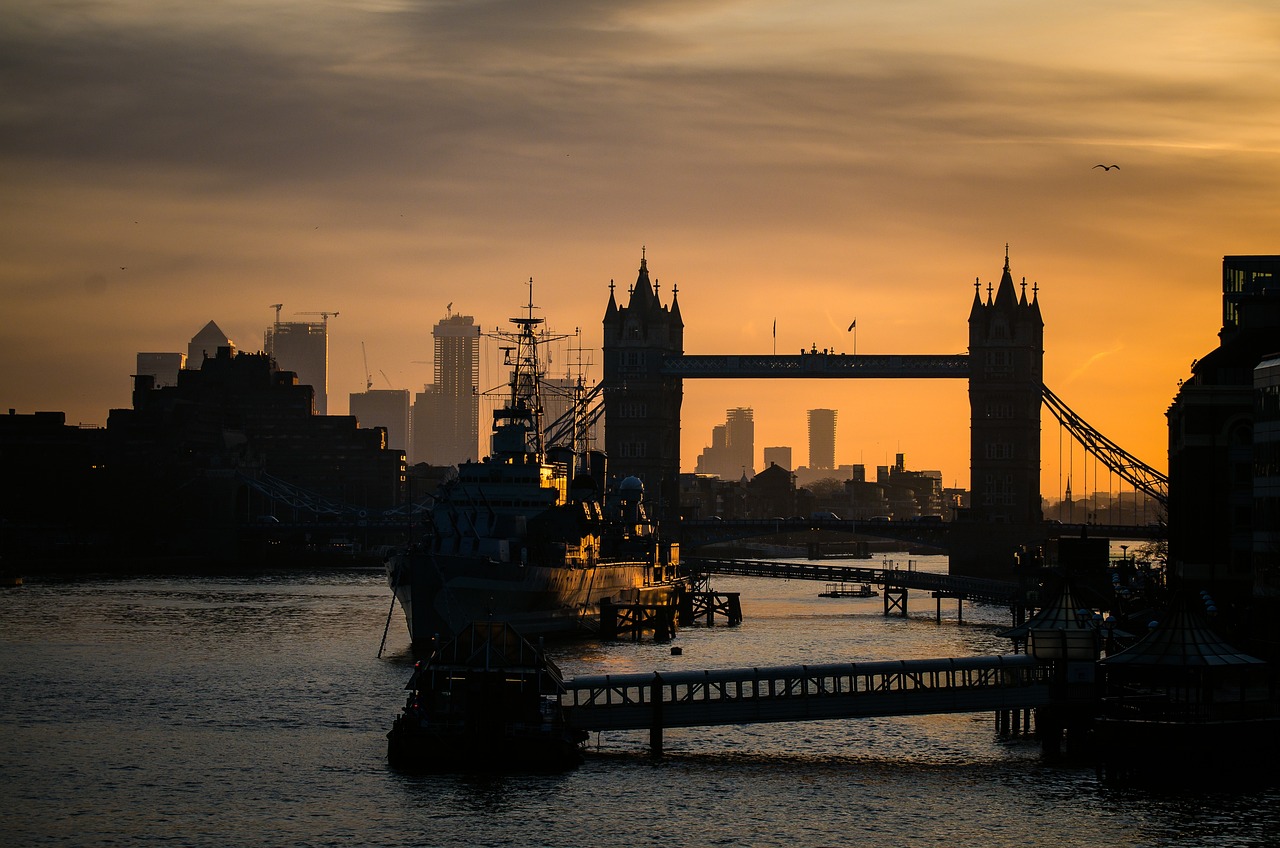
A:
[560,654,1049,752]
[686,556,1024,607]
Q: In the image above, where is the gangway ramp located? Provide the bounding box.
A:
[562,654,1050,753]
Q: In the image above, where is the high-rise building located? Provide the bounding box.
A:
[412,312,480,465]
[807,408,837,470]
[763,446,792,472]
[266,317,331,415]
[694,407,755,480]
[350,389,411,455]
[187,321,234,369]
[136,352,185,388]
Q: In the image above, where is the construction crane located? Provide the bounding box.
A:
[270,303,283,325]
[296,311,340,326]
[361,341,373,391]
[380,369,393,389]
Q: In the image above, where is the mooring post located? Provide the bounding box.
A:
[600,597,617,640]
[650,672,664,759]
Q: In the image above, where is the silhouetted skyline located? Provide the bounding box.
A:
[4,2,1277,499]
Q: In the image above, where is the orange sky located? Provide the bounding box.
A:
[3,1,1278,499]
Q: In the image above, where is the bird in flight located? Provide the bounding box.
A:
[1093,164,1119,171]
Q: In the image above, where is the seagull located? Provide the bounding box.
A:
[1093,164,1119,171]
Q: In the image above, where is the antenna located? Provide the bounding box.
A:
[361,341,372,390]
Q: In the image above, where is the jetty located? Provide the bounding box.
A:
[561,654,1048,756]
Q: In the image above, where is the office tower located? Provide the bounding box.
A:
[807,408,837,470]
[763,446,792,472]
[136,352,185,388]
[350,389,411,455]
[187,321,234,369]
[412,312,480,465]
[694,408,754,480]
[266,316,332,415]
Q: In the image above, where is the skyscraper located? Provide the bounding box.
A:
[350,389,411,455]
[136,352,185,388]
[412,312,480,465]
[807,408,837,470]
[266,317,331,415]
[695,407,755,479]
[762,446,792,472]
[187,321,234,369]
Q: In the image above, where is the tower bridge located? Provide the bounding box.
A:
[599,249,1167,579]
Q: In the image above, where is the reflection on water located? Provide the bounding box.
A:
[2,562,1278,847]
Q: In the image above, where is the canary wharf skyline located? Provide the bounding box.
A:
[3,1,1279,499]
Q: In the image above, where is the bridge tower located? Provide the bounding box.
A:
[954,250,1044,576]
[602,250,684,522]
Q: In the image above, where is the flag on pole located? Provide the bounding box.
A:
[847,319,856,331]
[772,319,776,338]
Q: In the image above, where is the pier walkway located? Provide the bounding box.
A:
[561,654,1049,754]
[687,556,1024,608]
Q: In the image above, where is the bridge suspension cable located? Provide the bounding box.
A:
[1041,385,1168,507]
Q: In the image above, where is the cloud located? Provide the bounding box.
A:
[1067,344,1125,384]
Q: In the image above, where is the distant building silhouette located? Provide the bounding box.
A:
[413,311,479,465]
[807,408,837,470]
[602,250,684,521]
[695,407,755,480]
[187,320,234,369]
[763,446,792,472]
[135,352,185,388]
[350,388,411,455]
[1256,354,1280,619]
[1167,255,1280,626]
[265,317,330,415]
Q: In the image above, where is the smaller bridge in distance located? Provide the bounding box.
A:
[686,556,1023,610]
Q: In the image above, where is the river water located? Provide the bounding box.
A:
[3,556,1278,847]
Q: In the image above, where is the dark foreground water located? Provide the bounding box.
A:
[3,558,1278,847]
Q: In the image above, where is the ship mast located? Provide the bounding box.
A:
[508,278,547,458]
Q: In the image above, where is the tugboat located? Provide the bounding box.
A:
[386,284,685,650]
[386,620,587,772]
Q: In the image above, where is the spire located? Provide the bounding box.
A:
[629,246,655,309]
[670,281,683,328]
[993,245,1013,308]
[604,278,618,321]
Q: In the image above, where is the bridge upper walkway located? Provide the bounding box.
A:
[686,556,1024,606]
[561,654,1048,733]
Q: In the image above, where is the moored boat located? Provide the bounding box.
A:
[386,620,586,772]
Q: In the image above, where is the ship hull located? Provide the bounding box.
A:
[387,551,681,648]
